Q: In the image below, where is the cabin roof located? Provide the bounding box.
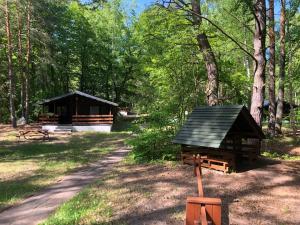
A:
[173,105,265,148]
[40,91,118,106]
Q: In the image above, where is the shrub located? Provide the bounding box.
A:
[127,128,180,162]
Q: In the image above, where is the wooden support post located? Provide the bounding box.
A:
[258,139,261,155]
[197,154,202,176]
[193,155,196,176]
[75,96,78,116]
[201,205,208,225]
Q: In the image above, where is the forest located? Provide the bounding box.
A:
[1,0,300,138]
[1,1,300,224]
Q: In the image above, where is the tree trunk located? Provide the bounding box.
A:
[250,0,266,127]
[4,0,17,128]
[25,0,31,123]
[275,0,286,134]
[191,0,218,106]
[268,0,276,136]
[16,0,26,119]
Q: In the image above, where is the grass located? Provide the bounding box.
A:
[0,131,130,210]
[261,151,300,160]
[42,167,132,225]
[262,135,300,160]
[43,181,113,225]
[265,135,300,146]
[42,162,180,225]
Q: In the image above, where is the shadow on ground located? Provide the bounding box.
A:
[0,132,130,210]
[87,158,300,225]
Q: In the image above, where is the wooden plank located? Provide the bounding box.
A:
[72,118,113,122]
[204,204,213,224]
[201,205,208,225]
[185,202,201,225]
[183,157,230,173]
[182,148,235,159]
[72,115,113,118]
[186,198,222,225]
[196,167,204,197]
[187,197,222,205]
[225,143,258,149]
[211,203,221,225]
[72,122,113,125]
[39,118,58,121]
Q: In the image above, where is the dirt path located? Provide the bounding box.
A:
[97,159,300,225]
[0,148,130,225]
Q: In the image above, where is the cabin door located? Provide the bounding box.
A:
[57,105,71,124]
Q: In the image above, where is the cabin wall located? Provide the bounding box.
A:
[41,94,116,126]
[42,95,114,116]
[221,136,261,159]
[75,96,112,115]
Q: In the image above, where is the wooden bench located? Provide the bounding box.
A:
[17,129,49,141]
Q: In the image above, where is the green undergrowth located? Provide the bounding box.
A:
[126,128,180,163]
[261,151,300,161]
[262,135,300,160]
[125,112,181,163]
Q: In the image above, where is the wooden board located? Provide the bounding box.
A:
[181,151,234,173]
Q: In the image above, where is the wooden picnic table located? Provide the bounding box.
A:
[17,128,49,141]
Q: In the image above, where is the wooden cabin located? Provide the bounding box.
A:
[39,91,118,132]
[173,105,265,172]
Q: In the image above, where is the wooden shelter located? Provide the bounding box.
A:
[173,105,265,172]
[39,91,118,132]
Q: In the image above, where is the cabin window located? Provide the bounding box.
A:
[57,106,67,116]
[90,106,99,115]
[43,105,49,114]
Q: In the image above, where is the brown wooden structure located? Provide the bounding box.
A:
[17,125,50,141]
[38,91,118,127]
[173,105,265,173]
[185,156,222,225]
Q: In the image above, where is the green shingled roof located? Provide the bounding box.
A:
[173,105,264,148]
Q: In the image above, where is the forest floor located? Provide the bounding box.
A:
[43,159,300,225]
[0,124,130,211]
[1,124,300,225]
[43,132,300,225]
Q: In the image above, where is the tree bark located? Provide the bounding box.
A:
[25,0,31,123]
[250,0,266,127]
[4,0,17,128]
[16,0,26,119]
[268,0,276,136]
[275,0,286,134]
[191,0,218,106]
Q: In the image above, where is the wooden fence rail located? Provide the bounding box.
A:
[72,115,113,125]
[185,155,222,225]
[38,115,59,124]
